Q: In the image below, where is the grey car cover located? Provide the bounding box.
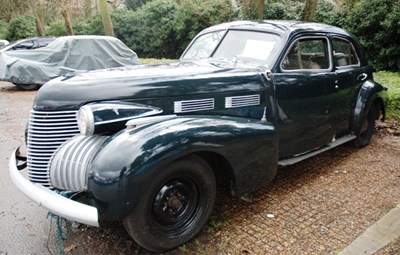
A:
[0,35,139,85]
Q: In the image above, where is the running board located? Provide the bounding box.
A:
[278,134,356,167]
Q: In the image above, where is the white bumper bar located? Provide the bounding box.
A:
[9,149,99,227]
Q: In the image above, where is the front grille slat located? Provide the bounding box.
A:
[27,110,79,187]
[50,135,107,191]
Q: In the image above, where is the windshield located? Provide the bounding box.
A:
[182,30,282,68]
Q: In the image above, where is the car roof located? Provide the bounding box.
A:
[200,20,352,38]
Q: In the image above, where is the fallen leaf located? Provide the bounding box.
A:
[64,244,77,253]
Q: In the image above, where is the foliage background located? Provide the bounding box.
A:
[0,0,399,71]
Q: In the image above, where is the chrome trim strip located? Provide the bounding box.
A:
[9,149,99,227]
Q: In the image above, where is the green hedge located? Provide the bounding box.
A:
[7,15,36,42]
[0,19,8,39]
[374,71,400,118]
[4,0,400,71]
[344,0,400,71]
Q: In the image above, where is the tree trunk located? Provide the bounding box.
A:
[301,0,318,21]
[30,0,46,36]
[253,0,264,20]
[61,9,74,35]
[34,13,45,36]
[98,0,115,37]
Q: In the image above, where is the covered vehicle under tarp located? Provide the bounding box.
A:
[0,35,139,90]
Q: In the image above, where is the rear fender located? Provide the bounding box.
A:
[87,115,278,220]
[352,80,386,134]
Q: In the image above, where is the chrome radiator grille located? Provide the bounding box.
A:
[27,110,80,187]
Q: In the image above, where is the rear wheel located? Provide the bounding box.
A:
[352,103,378,148]
[123,155,216,253]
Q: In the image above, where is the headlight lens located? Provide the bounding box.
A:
[77,105,95,135]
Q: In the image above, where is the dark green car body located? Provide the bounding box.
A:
[11,20,387,252]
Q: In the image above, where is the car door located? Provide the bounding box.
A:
[328,36,369,136]
[274,36,337,159]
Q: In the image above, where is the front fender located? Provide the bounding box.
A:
[87,115,278,220]
[352,79,386,134]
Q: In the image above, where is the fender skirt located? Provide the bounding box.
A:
[86,115,278,220]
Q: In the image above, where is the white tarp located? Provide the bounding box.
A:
[0,35,139,85]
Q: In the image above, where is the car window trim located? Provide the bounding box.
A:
[331,36,361,69]
[280,36,332,73]
[180,29,228,60]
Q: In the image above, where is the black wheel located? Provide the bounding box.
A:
[352,103,378,148]
[123,155,216,252]
[13,83,40,91]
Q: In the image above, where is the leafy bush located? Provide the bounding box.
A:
[111,0,236,58]
[123,0,179,58]
[0,19,8,39]
[264,0,342,25]
[314,0,343,26]
[174,0,237,54]
[264,1,303,20]
[47,20,67,36]
[74,15,104,35]
[374,71,400,118]
[344,0,400,71]
[124,0,151,10]
[7,15,36,41]
[110,9,136,45]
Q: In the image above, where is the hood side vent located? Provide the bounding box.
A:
[174,98,214,113]
[225,94,260,108]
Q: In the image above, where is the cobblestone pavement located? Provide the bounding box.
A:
[189,135,400,255]
[1,81,399,255]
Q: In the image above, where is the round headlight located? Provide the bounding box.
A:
[77,105,95,135]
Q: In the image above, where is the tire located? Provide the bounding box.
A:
[14,83,40,91]
[352,103,378,148]
[123,155,216,253]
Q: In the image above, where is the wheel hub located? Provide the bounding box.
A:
[153,180,195,225]
[167,195,183,213]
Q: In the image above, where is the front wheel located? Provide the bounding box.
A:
[123,155,216,253]
[13,83,40,91]
[352,103,378,148]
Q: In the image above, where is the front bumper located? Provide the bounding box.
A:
[9,149,99,227]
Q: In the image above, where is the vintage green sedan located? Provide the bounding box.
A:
[10,20,387,252]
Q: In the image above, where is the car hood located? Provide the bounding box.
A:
[34,60,265,111]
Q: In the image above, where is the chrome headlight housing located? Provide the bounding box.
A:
[77,105,95,135]
[77,102,163,136]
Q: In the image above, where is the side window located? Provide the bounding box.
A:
[332,38,359,67]
[282,37,330,71]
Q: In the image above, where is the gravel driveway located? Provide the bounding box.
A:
[0,81,399,255]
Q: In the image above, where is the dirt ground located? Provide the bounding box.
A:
[1,81,399,255]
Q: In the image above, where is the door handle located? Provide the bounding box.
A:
[357,73,368,81]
